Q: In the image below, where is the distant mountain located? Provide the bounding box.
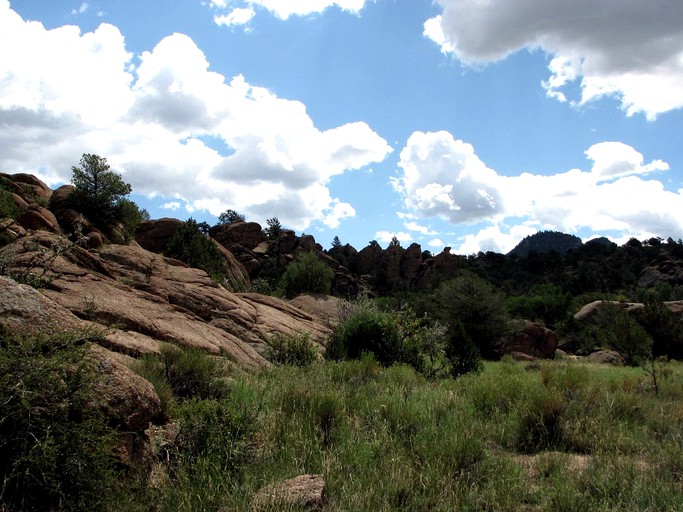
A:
[508,231,583,257]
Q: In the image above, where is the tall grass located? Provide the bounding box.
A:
[6,337,682,510]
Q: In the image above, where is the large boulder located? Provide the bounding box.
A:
[135,218,184,253]
[4,173,53,205]
[498,321,558,359]
[211,221,266,250]
[17,206,61,232]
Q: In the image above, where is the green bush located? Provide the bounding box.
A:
[591,303,653,365]
[0,330,119,511]
[445,320,482,378]
[277,251,333,298]
[174,398,254,474]
[0,178,19,220]
[165,218,227,280]
[326,307,402,366]
[267,331,318,367]
[433,271,509,359]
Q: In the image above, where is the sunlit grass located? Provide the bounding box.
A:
[119,355,683,511]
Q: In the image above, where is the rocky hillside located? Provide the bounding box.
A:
[0,173,336,370]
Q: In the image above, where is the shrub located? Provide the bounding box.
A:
[592,302,653,365]
[326,307,403,366]
[0,178,19,220]
[174,398,254,476]
[267,331,318,367]
[0,330,119,511]
[433,271,509,359]
[277,251,333,298]
[445,320,482,378]
[516,389,567,453]
[165,218,226,280]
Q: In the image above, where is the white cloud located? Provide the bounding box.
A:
[585,141,669,180]
[162,201,181,211]
[404,221,437,236]
[393,131,502,223]
[395,130,683,254]
[71,3,89,15]
[0,4,391,231]
[426,0,683,119]
[214,7,255,28]
[375,231,412,245]
[210,0,366,27]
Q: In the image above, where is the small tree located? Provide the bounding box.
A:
[265,217,282,240]
[218,209,245,225]
[433,271,509,359]
[70,154,132,225]
[331,236,342,249]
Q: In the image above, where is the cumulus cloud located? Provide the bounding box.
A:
[395,130,683,254]
[393,131,502,224]
[425,0,683,119]
[0,3,391,230]
[209,0,366,27]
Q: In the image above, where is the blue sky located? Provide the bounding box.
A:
[2,0,682,254]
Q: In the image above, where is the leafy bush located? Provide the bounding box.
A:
[277,251,333,298]
[326,307,402,366]
[433,271,509,359]
[174,398,254,475]
[267,331,318,367]
[445,320,482,378]
[591,302,653,365]
[165,218,226,280]
[0,330,119,511]
[0,177,19,220]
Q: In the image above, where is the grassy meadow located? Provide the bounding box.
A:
[119,353,683,511]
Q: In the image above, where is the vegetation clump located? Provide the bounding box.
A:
[68,153,145,242]
[277,251,334,298]
[164,218,227,281]
[0,329,119,512]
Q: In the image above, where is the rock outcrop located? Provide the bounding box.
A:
[497,321,559,359]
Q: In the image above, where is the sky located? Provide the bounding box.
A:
[1,0,682,254]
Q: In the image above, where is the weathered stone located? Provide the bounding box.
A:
[498,321,558,359]
[400,243,423,282]
[17,206,61,232]
[88,344,161,431]
[212,221,266,250]
[135,218,184,253]
[585,350,625,365]
[290,293,341,327]
[48,184,75,213]
[253,474,326,511]
[0,275,85,336]
[7,173,53,205]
